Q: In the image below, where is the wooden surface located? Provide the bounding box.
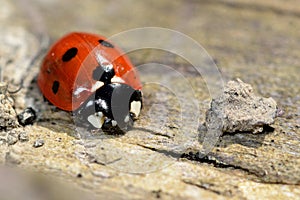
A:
[0,0,299,199]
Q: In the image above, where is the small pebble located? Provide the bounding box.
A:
[33,139,44,148]
[17,107,37,126]
[7,128,25,145]
[7,135,18,145]
[18,131,29,142]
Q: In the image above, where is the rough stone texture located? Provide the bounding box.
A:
[206,78,278,134]
[0,83,19,130]
[0,0,299,199]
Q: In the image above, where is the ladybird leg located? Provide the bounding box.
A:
[94,83,133,134]
[76,87,114,131]
[101,118,128,135]
[75,96,107,130]
[77,83,142,134]
[94,83,143,134]
[86,111,105,129]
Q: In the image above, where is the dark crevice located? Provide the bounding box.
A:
[136,144,182,158]
[180,152,247,170]
[222,125,275,136]
[181,152,300,185]
[137,144,254,179]
[135,143,255,176]
[134,127,173,138]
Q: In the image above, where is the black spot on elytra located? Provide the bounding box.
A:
[52,81,59,94]
[92,65,115,83]
[62,47,78,62]
[99,40,114,48]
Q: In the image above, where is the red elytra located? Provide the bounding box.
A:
[37,32,142,111]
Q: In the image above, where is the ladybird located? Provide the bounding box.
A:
[38,32,142,134]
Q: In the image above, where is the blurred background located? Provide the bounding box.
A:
[9,0,299,90]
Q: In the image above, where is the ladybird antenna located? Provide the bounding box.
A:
[7,35,49,94]
[7,78,24,94]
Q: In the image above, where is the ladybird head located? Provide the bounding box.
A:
[76,83,142,134]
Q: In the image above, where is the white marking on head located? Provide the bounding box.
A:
[87,112,105,128]
[95,99,108,110]
[111,75,125,83]
[111,120,117,127]
[91,81,104,92]
[124,115,130,123]
[130,101,141,118]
